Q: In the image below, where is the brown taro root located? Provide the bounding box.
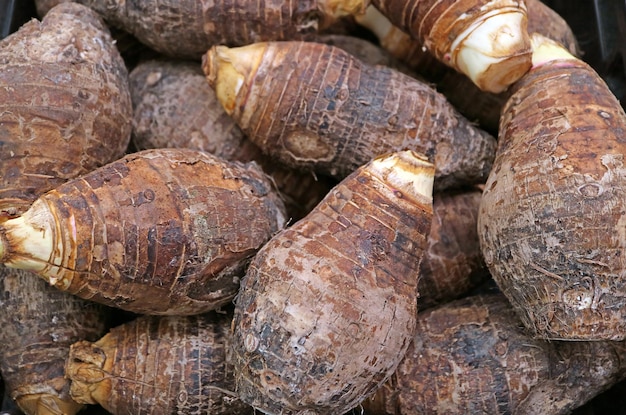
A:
[363,293,626,415]
[0,269,110,415]
[0,148,287,315]
[478,34,626,340]
[129,59,335,221]
[232,151,434,414]
[418,187,489,310]
[203,41,496,191]
[366,0,532,93]
[0,2,132,218]
[65,311,252,415]
[73,0,367,59]
[356,0,580,133]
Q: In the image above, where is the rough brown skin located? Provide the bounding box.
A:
[363,293,626,415]
[478,36,626,340]
[232,151,434,414]
[356,0,580,134]
[0,2,132,218]
[0,148,287,315]
[418,187,489,310]
[129,59,335,222]
[65,311,252,415]
[203,41,496,191]
[0,268,110,415]
[130,59,249,160]
[73,0,365,59]
[368,0,532,92]
[314,34,421,79]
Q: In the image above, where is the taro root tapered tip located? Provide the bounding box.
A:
[66,339,115,407]
[529,32,576,68]
[202,44,267,115]
[453,8,532,93]
[16,393,84,415]
[0,199,58,278]
[318,0,370,19]
[369,151,435,205]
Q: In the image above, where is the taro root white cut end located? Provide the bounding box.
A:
[369,0,533,93]
[452,8,532,93]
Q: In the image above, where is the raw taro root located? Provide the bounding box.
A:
[356,0,580,134]
[66,311,253,415]
[363,293,626,415]
[232,151,434,414]
[0,269,111,415]
[203,40,496,191]
[129,58,335,222]
[418,187,489,310]
[367,0,532,93]
[478,34,626,340]
[72,0,367,59]
[0,2,132,218]
[0,148,287,315]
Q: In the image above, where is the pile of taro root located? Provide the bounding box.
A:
[1,0,626,414]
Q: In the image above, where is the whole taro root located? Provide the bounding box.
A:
[232,151,434,414]
[478,34,626,340]
[0,2,132,218]
[363,293,626,415]
[0,148,287,316]
[66,312,253,415]
[203,41,496,191]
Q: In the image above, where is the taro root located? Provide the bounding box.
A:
[232,151,434,414]
[72,0,367,59]
[129,59,335,221]
[0,269,111,415]
[66,311,253,415]
[363,293,626,415]
[0,2,132,218]
[478,34,626,340]
[367,0,532,92]
[418,187,489,310]
[0,148,286,316]
[203,40,496,191]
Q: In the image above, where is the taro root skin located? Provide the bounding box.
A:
[66,313,253,415]
[418,187,489,310]
[74,0,366,59]
[0,2,132,218]
[0,268,110,415]
[232,151,434,414]
[363,293,626,415]
[478,35,626,340]
[0,148,287,315]
[203,41,496,191]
